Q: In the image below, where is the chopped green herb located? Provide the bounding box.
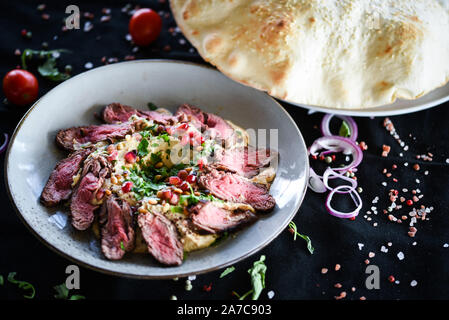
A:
[288,221,314,254]
[170,206,184,214]
[151,143,159,147]
[7,272,35,299]
[220,266,235,278]
[159,133,170,143]
[69,295,86,300]
[147,102,158,110]
[339,120,351,138]
[212,231,229,247]
[126,166,166,200]
[137,137,149,158]
[0,275,3,286]
[120,241,125,251]
[150,152,162,164]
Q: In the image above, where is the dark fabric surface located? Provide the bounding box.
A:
[0,0,448,300]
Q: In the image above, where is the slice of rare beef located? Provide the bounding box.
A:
[199,168,275,212]
[100,103,176,125]
[190,201,257,233]
[212,146,277,178]
[100,195,135,260]
[56,122,134,151]
[137,212,183,266]
[40,148,92,207]
[204,112,234,141]
[174,104,206,130]
[70,154,111,230]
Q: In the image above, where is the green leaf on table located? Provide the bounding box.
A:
[248,255,267,300]
[339,120,351,138]
[220,266,235,278]
[38,57,70,81]
[0,275,3,286]
[7,272,35,299]
[54,283,70,299]
[288,221,314,254]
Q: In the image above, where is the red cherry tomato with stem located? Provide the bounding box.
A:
[3,69,39,106]
[129,8,162,46]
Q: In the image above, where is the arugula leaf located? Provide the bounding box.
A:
[288,221,314,254]
[339,120,351,138]
[137,137,149,158]
[7,272,35,299]
[147,102,158,110]
[220,266,235,278]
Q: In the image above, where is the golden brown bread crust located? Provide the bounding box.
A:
[171,0,449,109]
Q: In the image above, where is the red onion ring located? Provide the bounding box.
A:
[322,167,357,193]
[321,114,358,141]
[308,136,363,172]
[325,185,362,219]
[308,168,327,193]
[0,133,9,154]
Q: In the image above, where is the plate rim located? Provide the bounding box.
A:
[4,59,310,279]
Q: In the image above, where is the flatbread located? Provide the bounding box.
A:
[170,0,449,109]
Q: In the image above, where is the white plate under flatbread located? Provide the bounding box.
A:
[171,0,449,112]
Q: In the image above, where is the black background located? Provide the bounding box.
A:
[0,0,448,300]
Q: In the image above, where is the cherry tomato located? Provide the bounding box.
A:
[129,8,162,46]
[3,69,38,106]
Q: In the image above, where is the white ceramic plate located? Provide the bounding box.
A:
[282,82,449,116]
[5,60,309,279]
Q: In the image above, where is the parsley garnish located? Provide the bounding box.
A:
[170,206,184,214]
[120,241,125,251]
[137,136,150,158]
[126,165,166,200]
[288,221,314,254]
[7,272,35,299]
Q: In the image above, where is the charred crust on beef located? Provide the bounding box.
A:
[40,148,92,207]
[189,201,257,233]
[70,154,111,230]
[137,212,183,266]
[100,195,135,260]
[55,122,135,151]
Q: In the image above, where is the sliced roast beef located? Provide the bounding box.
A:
[100,103,176,125]
[175,104,206,130]
[190,201,257,233]
[137,212,183,266]
[212,146,277,178]
[100,195,135,260]
[70,155,111,230]
[199,168,276,212]
[175,104,234,141]
[40,148,92,207]
[56,122,134,151]
[204,113,234,141]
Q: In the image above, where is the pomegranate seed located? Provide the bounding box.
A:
[331,155,336,161]
[349,216,356,221]
[178,123,189,130]
[199,136,205,144]
[21,29,27,37]
[189,131,195,138]
[406,200,413,206]
[311,155,317,160]
[169,193,179,205]
[169,176,182,185]
[198,159,204,170]
[161,189,172,200]
[121,181,133,193]
[179,181,190,191]
[177,170,188,180]
[124,151,137,163]
[185,174,197,184]
[319,155,325,161]
[388,275,395,283]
